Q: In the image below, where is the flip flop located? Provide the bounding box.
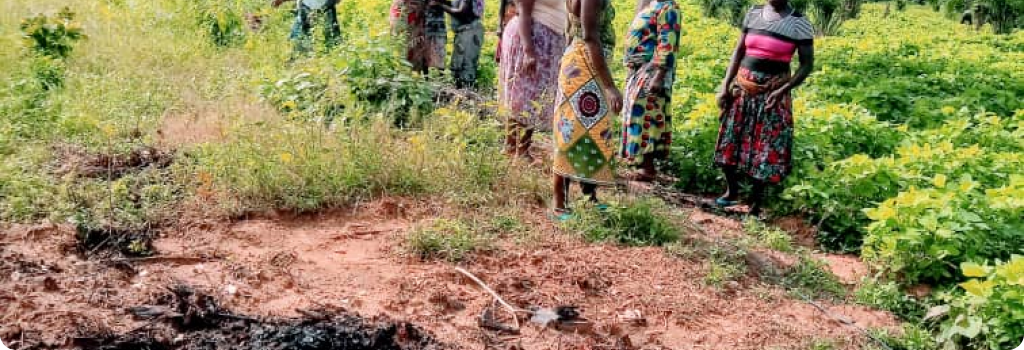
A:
[715,197,740,207]
[548,209,574,222]
[596,203,610,212]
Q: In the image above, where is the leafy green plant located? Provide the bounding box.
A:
[862,176,1023,285]
[194,1,247,47]
[567,198,680,247]
[19,7,86,59]
[932,257,1024,350]
[30,56,66,91]
[868,324,940,350]
[260,37,439,127]
[854,278,929,321]
[787,137,1022,253]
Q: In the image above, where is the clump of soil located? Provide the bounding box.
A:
[53,143,174,180]
[0,246,62,281]
[68,285,449,350]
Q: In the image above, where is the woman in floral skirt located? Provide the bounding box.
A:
[713,0,815,216]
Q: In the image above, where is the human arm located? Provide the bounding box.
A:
[635,0,652,15]
[648,5,680,95]
[431,0,462,14]
[581,0,622,111]
[716,32,746,110]
[518,0,539,73]
[766,41,813,108]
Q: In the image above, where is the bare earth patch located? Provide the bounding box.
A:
[0,198,897,350]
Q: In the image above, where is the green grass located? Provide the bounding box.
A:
[868,325,941,350]
[854,278,929,322]
[566,197,682,247]
[404,218,495,262]
[742,218,795,253]
[781,255,847,301]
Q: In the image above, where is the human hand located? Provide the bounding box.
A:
[765,87,788,109]
[522,50,538,74]
[647,75,667,96]
[606,87,624,113]
[716,90,733,111]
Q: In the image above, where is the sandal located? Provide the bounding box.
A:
[548,209,574,222]
[595,203,610,212]
[715,197,740,208]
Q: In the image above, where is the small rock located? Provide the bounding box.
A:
[43,277,60,292]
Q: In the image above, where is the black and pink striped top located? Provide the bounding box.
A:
[741,5,814,73]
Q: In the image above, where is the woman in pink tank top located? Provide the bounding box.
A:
[711,0,815,217]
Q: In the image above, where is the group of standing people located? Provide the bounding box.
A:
[273,0,816,220]
[390,0,486,88]
[496,0,814,219]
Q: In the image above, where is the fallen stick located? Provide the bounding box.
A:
[454,267,525,330]
[109,255,217,264]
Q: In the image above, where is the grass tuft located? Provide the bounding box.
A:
[781,255,847,300]
[404,218,494,262]
[567,197,680,247]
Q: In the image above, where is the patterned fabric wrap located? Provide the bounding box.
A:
[622,0,681,70]
[566,0,616,59]
[391,0,446,70]
[714,67,794,183]
[619,0,681,165]
[450,21,484,87]
[553,41,617,185]
[498,17,567,132]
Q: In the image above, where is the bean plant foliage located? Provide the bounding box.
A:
[260,36,439,127]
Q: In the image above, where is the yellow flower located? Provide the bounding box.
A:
[941,106,955,115]
[932,174,947,188]
[280,152,293,163]
[282,100,297,110]
[102,125,117,137]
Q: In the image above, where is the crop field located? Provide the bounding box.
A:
[0,0,1021,349]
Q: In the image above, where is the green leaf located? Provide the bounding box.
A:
[961,262,990,278]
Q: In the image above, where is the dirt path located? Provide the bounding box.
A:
[0,198,897,350]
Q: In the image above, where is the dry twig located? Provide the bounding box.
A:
[454,267,527,330]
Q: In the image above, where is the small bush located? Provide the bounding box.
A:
[568,198,680,247]
[933,257,1024,350]
[868,324,940,350]
[854,278,928,321]
[259,37,439,127]
[19,7,86,59]
[862,176,1022,285]
[405,218,493,262]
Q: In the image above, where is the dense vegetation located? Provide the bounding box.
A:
[0,0,1020,349]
